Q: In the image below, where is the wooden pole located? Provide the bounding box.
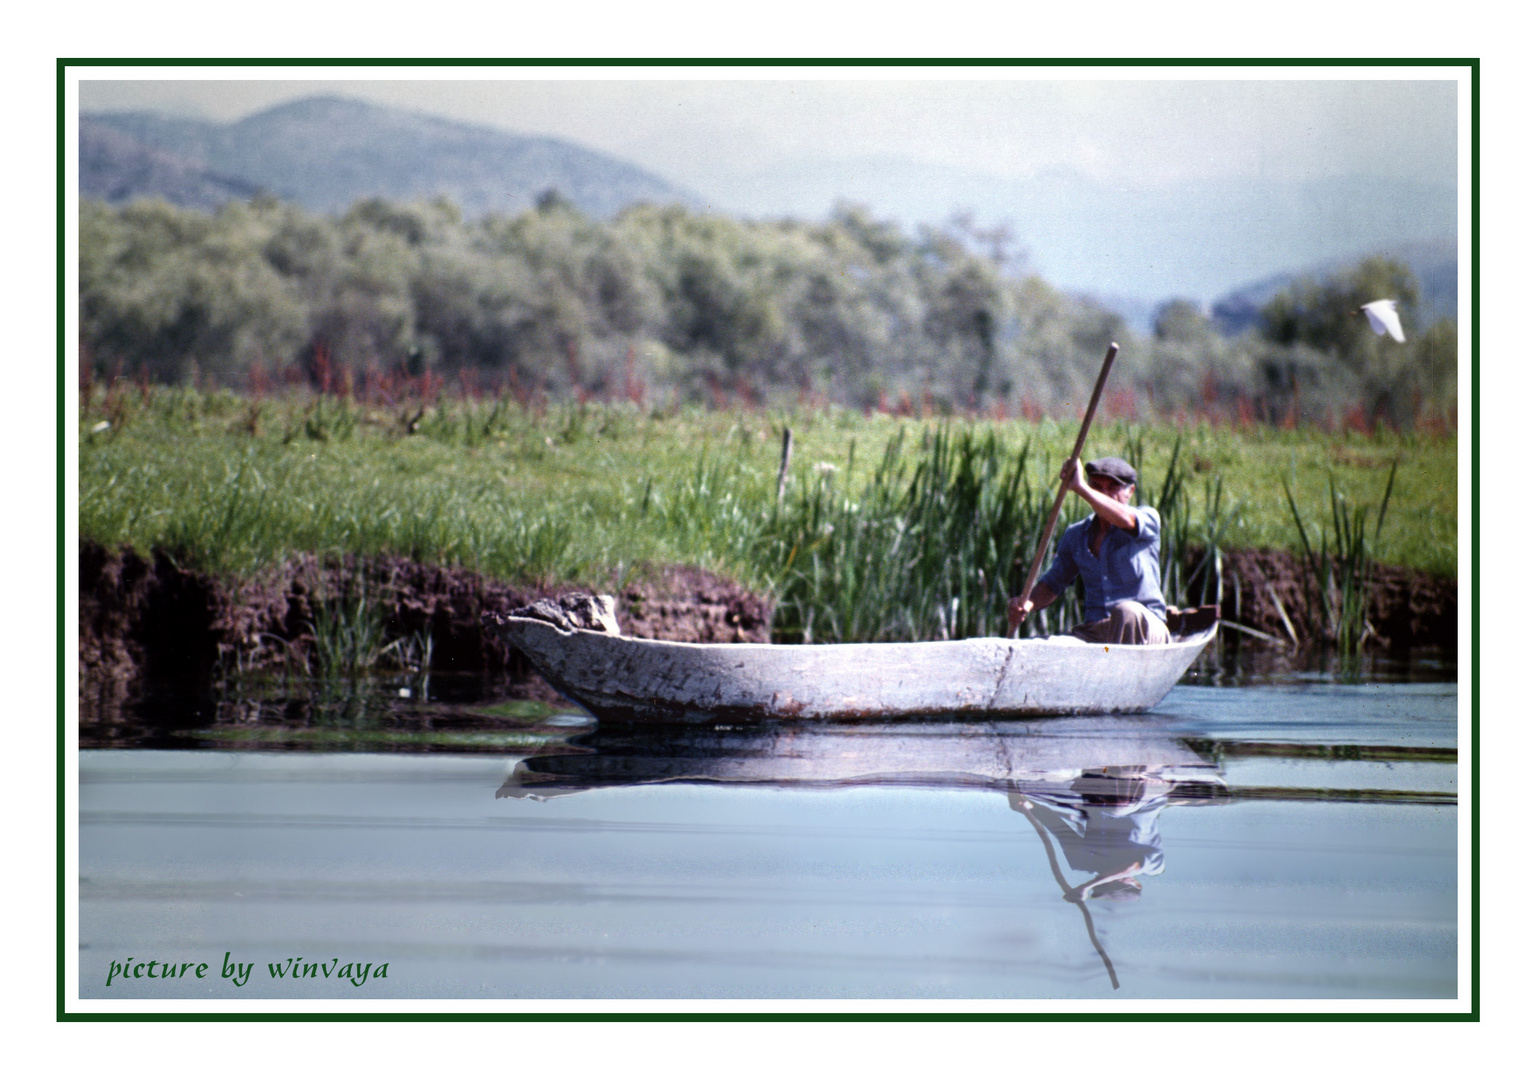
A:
[1011,342,1119,637]
[776,427,793,507]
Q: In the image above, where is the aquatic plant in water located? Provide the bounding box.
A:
[1283,460,1397,658]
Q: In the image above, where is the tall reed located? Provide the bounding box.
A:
[764,427,1083,642]
[308,583,391,678]
[303,569,433,680]
[1283,460,1397,656]
[763,426,1245,644]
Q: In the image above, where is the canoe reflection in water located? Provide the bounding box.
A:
[501,716,1229,991]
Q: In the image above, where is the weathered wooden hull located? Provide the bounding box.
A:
[496,618,1218,722]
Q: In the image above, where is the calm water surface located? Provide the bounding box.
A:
[79,680,1457,1002]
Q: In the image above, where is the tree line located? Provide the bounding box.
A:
[78,193,1456,429]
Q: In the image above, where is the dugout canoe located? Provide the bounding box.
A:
[491,604,1218,723]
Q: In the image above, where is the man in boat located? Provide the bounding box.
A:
[1006,455,1170,644]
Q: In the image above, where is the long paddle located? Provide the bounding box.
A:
[1009,342,1119,638]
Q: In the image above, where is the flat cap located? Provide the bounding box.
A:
[1084,456,1137,486]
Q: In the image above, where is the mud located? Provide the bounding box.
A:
[78,541,772,709]
[1197,547,1456,652]
[79,540,1456,714]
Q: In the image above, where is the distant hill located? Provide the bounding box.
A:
[1209,237,1458,335]
[81,95,703,219]
[80,119,261,210]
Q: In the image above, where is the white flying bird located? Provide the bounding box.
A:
[1359,299,1406,343]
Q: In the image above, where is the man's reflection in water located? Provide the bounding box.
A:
[1008,766,1225,990]
[1008,768,1173,903]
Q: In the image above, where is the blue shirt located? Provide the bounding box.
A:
[1038,506,1167,623]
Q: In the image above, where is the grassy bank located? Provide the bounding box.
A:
[78,384,1456,642]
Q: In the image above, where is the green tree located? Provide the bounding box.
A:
[1258,257,1429,427]
[79,198,309,382]
[1259,257,1420,364]
[1153,299,1212,343]
[77,193,1453,429]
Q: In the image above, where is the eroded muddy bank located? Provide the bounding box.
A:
[79,541,771,705]
[1205,548,1456,653]
[79,539,1456,714]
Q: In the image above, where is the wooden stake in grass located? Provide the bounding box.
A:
[776,427,793,507]
[1010,343,1119,637]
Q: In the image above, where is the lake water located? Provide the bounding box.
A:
[76,679,1460,1007]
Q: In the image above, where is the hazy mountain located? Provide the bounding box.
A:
[710,156,1457,309]
[82,95,703,218]
[80,118,261,209]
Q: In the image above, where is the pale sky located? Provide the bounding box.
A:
[78,70,1457,188]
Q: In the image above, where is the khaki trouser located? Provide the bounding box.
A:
[1071,601,1171,645]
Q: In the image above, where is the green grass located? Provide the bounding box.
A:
[79,386,1457,641]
